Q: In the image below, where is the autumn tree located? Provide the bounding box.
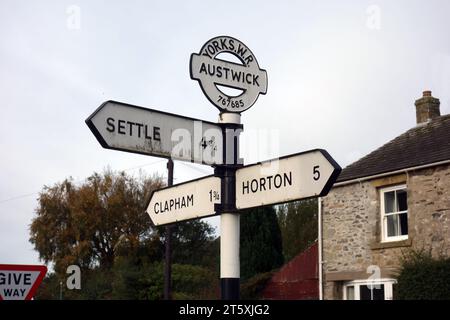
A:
[30,170,163,274]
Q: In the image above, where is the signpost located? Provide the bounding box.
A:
[0,264,47,300]
[235,149,341,210]
[86,35,341,301]
[86,100,223,165]
[147,175,221,226]
[190,36,267,113]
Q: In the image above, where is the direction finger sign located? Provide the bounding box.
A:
[146,175,221,226]
[86,100,224,165]
[235,149,341,210]
[0,264,47,300]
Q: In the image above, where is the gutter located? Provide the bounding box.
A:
[334,159,450,187]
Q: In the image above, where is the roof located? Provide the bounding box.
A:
[337,114,450,182]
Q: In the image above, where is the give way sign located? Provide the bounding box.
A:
[0,264,47,300]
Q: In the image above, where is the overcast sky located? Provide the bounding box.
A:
[1,0,450,266]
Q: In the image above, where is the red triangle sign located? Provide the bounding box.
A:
[0,264,47,300]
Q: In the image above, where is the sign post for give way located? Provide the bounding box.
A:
[0,264,47,300]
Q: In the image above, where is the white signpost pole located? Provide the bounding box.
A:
[217,112,242,300]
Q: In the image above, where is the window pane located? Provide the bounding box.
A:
[400,212,408,236]
[387,214,400,237]
[346,286,355,300]
[360,284,385,300]
[397,189,407,211]
[360,285,371,300]
[384,191,395,213]
[371,284,385,300]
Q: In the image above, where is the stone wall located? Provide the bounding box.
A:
[322,163,450,299]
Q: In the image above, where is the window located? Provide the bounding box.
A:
[380,185,408,242]
[343,279,396,300]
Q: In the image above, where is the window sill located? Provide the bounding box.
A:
[370,238,412,250]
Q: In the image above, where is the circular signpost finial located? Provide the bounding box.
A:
[190,36,267,113]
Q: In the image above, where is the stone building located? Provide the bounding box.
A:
[320,91,450,300]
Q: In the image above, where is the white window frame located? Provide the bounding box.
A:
[343,279,396,300]
[380,184,408,243]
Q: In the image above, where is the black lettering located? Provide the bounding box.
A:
[220,38,228,50]
[187,194,194,206]
[216,66,222,78]
[274,174,282,188]
[284,172,292,186]
[118,120,126,134]
[164,201,169,212]
[212,40,220,53]
[24,274,31,285]
[170,199,174,210]
[199,63,207,74]
[153,127,161,141]
[207,63,215,75]
[242,181,249,194]
[181,196,186,208]
[3,288,13,296]
[154,202,159,214]
[245,73,252,84]
[251,179,258,193]
[259,177,266,191]
[223,67,230,79]
[237,44,247,58]
[228,39,235,51]
[13,273,21,285]
[207,44,215,56]
[136,123,143,138]
[231,69,241,82]
[245,55,254,65]
[106,117,115,132]
[174,197,180,210]
[145,125,152,140]
[127,121,135,136]
[253,74,260,86]
[266,176,273,189]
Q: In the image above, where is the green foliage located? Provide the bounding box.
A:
[35,269,114,300]
[159,220,218,268]
[240,206,284,280]
[277,199,318,262]
[112,261,218,300]
[396,250,450,300]
[240,272,274,300]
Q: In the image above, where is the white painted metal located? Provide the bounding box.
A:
[87,101,223,165]
[190,36,267,113]
[219,112,241,279]
[220,213,240,278]
[147,176,221,226]
[235,150,337,209]
[219,112,241,124]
